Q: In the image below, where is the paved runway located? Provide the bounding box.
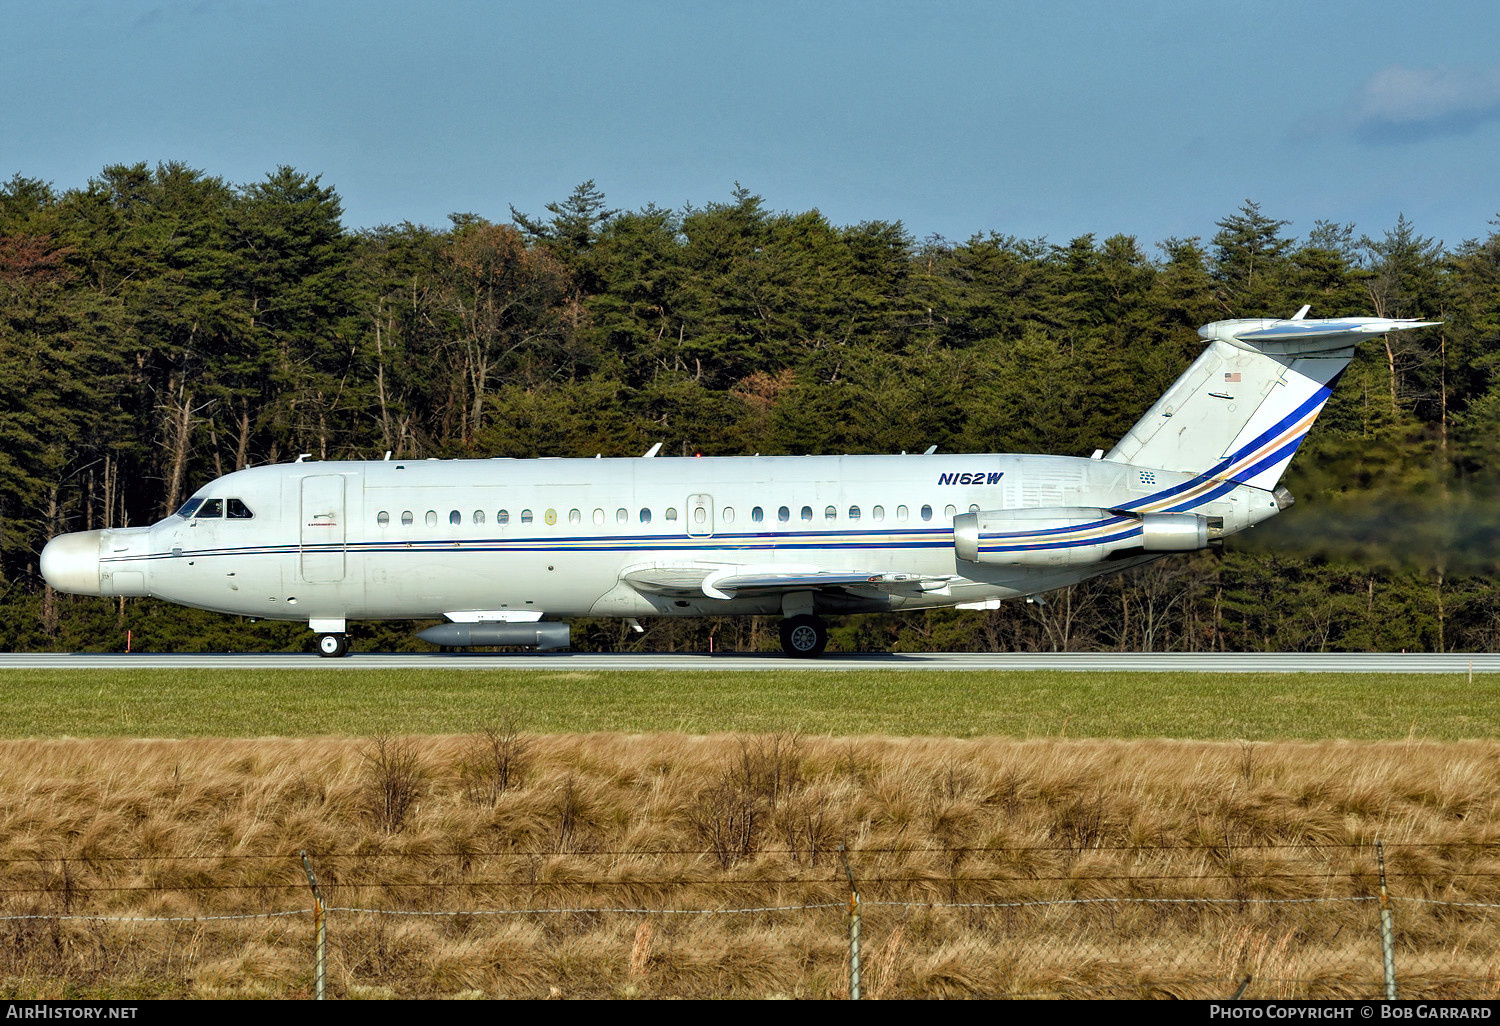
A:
[2,652,1496,672]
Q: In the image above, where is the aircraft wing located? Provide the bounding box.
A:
[621,562,952,601]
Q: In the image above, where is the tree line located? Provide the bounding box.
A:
[2,162,1498,653]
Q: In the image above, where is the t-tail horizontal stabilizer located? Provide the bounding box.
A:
[1105,313,1438,490]
[1206,316,1442,353]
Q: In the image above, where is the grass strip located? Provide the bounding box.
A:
[0,669,1495,740]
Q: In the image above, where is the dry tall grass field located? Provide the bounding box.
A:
[3,731,1500,998]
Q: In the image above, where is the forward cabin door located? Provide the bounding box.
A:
[686,493,714,538]
[300,475,346,583]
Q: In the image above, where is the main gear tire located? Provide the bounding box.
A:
[778,615,828,658]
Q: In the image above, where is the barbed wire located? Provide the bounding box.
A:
[0,839,1496,862]
[0,908,309,923]
[4,869,1499,895]
[864,896,1384,910]
[1400,897,1500,910]
[328,902,848,917]
[0,895,1418,923]
[0,877,1478,897]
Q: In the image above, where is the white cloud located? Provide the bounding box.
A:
[1347,65,1500,141]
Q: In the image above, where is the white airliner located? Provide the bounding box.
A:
[41,311,1435,657]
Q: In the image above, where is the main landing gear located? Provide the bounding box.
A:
[316,633,349,658]
[779,614,828,658]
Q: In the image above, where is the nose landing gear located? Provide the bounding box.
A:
[316,632,349,658]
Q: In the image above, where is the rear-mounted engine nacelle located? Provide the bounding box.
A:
[954,507,1221,567]
[1138,512,1215,551]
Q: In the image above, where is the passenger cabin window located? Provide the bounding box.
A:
[616,508,628,524]
[723,507,735,524]
[175,498,203,519]
[426,510,439,527]
[377,511,390,527]
[825,505,837,520]
[545,509,557,525]
[449,510,461,526]
[520,510,533,524]
[921,505,933,522]
[944,504,957,520]
[873,505,885,522]
[498,510,510,524]
[969,504,980,513]
[777,506,790,522]
[593,509,605,525]
[197,499,223,518]
[849,506,861,521]
[751,507,764,523]
[693,506,706,524]
[474,510,485,525]
[401,511,414,526]
[640,508,652,524]
[227,498,254,519]
[665,508,678,521]
[897,505,909,522]
[800,506,813,522]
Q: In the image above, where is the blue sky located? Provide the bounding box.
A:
[4,0,1499,253]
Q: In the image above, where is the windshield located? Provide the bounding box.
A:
[175,497,204,519]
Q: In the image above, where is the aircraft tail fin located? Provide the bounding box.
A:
[1105,314,1438,489]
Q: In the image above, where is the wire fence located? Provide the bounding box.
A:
[2,844,1500,999]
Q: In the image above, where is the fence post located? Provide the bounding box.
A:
[1377,841,1397,1000]
[301,850,327,1001]
[839,845,861,1000]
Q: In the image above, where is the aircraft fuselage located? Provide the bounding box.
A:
[44,450,1279,626]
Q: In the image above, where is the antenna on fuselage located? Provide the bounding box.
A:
[923,445,938,455]
[642,443,662,458]
[383,451,391,461]
[295,453,311,463]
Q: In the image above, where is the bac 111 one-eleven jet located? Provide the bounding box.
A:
[41,310,1437,657]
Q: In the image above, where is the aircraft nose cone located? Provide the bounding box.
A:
[40,530,103,595]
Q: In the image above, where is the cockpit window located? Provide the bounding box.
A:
[227,498,254,519]
[175,498,203,519]
[197,499,224,518]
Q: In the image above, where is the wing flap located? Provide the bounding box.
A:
[621,562,948,601]
[703,568,948,600]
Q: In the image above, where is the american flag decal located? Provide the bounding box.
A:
[1224,372,1242,382]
